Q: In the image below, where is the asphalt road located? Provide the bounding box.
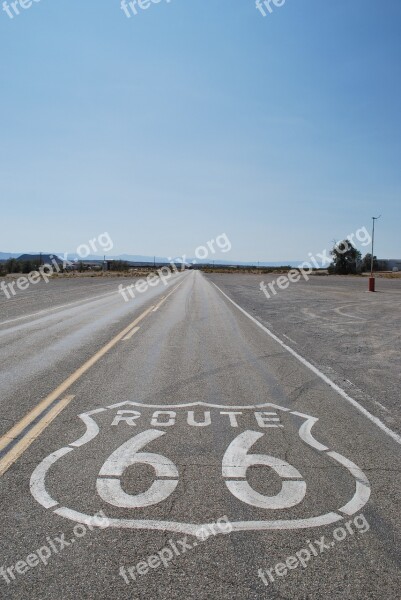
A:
[0,271,400,599]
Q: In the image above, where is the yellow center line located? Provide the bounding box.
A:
[0,279,186,477]
[122,326,140,341]
[152,296,166,312]
[0,303,155,455]
[152,280,185,312]
[0,395,75,478]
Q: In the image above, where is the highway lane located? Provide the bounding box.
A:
[0,270,400,599]
[0,272,186,436]
[0,276,160,323]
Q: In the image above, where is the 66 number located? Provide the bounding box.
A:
[96,429,306,510]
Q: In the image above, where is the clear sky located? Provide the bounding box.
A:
[0,0,400,261]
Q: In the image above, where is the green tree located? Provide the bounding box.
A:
[22,260,36,274]
[329,240,362,275]
[5,258,20,274]
[361,253,378,273]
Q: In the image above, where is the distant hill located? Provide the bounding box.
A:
[0,251,304,268]
[17,254,63,264]
[0,252,62,263]
[0,252,64,264]
[63,254,302,267]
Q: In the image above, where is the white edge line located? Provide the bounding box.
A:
[211,282,401,447]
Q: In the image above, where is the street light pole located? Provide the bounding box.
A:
[369,215,381,291]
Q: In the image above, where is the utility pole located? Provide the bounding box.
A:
[369,215,381,292]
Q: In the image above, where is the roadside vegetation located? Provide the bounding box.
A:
[0,257,170,280]
[328,240,393,275]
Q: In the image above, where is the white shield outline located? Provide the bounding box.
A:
[30,402,371,535]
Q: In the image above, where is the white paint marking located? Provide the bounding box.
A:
[212,282,401,447]
[334,305,365,321]
[30,401,370,534]
[222,431,306,509]
[222,431,302,479]
[106,400,290,411]
[327,451,371,515]
[70,414,100,448]
[226,480,307,510]
[30,447,73,508]
[53,507,203,536]
[53,507,343,534]
[97,430,179,508]
[229,513,343,531]
[187,411,211,427]
[338,481,371,516]
[291,413,329,452]
[374,401,390,413]
[97,478,179,510]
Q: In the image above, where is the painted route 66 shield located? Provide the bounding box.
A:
[30,401,370,535]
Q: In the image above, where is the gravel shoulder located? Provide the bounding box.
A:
[205,273,401,434]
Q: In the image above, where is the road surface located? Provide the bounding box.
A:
[0,270,400,599]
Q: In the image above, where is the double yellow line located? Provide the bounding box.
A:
[0,395,76,478]
[0,282,183,478]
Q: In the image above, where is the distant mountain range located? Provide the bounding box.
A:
[0,251,303,267]
[0,252,21,260]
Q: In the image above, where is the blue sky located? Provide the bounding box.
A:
[0,0,400,261]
